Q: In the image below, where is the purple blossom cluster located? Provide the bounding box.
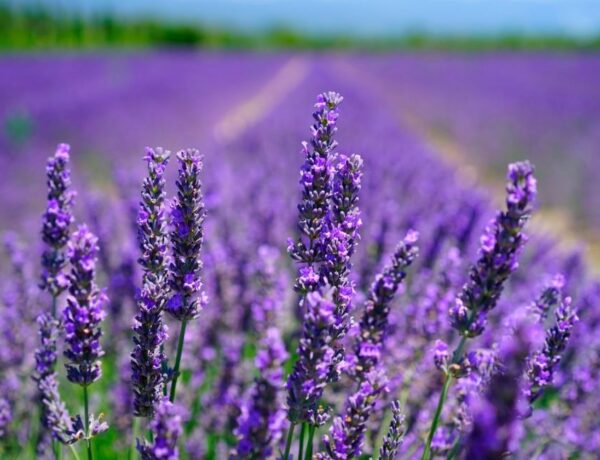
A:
[63,225,107,386]
[137,398,182,460]
[450,161,537,338]
[132,147,171,417]
[40,143,75,299]
[167,149,207,321]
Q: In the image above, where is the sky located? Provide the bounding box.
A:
[19,0,600,37]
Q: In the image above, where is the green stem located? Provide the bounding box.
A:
[298,423,307,460]
[161,344,167,397]
[446,437,461,460]
[421,374,453,460]
[130,417,140,460]
[69,445,81,460]
[83,386,92,460]
[283,423,296,460]
[169,318,189,402]
[305,424,316,460]
[421,336,467,460]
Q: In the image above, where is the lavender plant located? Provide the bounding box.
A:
[63,225,108,459]
[422,161,537,460]
[167,149,208,404]
[131,147,171,418]
[37,143,75,456]
[41,143,75,304]
[378,400,405,460]
[319,231,419,457]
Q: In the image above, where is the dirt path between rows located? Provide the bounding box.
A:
[212,56,310,145]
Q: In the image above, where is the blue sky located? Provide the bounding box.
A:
[23,0,600,37]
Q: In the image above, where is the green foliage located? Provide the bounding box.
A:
[1,2,600,51]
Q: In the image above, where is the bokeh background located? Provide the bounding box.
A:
[2,0,599,264]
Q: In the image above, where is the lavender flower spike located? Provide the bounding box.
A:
[322,153,363,342]
[287,291,336,426]
[231,328,288,459]
[288,92,343,278]
[132,147,171,417]
[167,148,207,402]
[137,398,183,460]
[355,230,419,376]
[0,398,11,440]
[167,148,207,321]
[424,162,536,460]
[320,232,418,458]
[450,161,537,337]
[318,370,387,459]
[41,143,75,300]
[34,314,85,447]
[526,296,578,406]
[379,400,406,460]
[64,225,107,386]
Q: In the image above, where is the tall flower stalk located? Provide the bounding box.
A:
[167,149,207,403]
[41,143,75,307]
[34,314,85,456]
[285,92,354,459]
[525,295,578,409]
[63,225,108,460]
[131,148,171,418]
[319,231,418,458]
[38,143,75,457]
[379,400,406,460]
[422,161,537,460]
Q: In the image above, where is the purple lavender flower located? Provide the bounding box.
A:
[379,400,405,460]
[328,153,363,262]
[287,291,336,426]
[322,154,363,361]
[355,231,419,376]
[41,143,75,299]
[526,296,578,405]
[288,92,343,276]
[34,314,85,446]
[450,161,536,337]
[319,232,418,457]
[63,225,107,386]
[132,147,171,417]
[318,370,387,459]
[166,148,208,403]
[231,328,288,459]
[167,148,207,321]
[0,397,11,439]
[137,398,183,460]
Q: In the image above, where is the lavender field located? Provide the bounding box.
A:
[1,52,599,460]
